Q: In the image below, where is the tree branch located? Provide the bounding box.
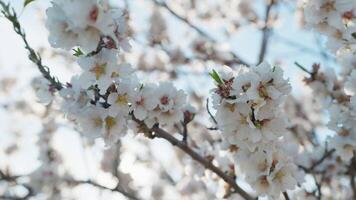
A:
[130,115,254,200]
[0,170,35,200]
[68,179,140,200]
[283,191,290,200]
[0,1,63,90]
[150,126,254,200]
[349,155,356,199]
[206,98,218,126]
[298,149,335,173]
[257,0,275,64]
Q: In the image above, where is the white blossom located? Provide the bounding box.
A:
[46,0,130,52]
[32,77,55,105]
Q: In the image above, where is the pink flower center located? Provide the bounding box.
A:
[89,6,99,22]
[184,110,192,120]
[343,11,354,21]
[160,96,169,105]
[136,97,144,105]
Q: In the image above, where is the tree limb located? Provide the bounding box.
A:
[68,179,140,200]
[150,126,254,200]
[0,1,63,90]
[283,191,290,200]
[298,149,335,173]
[257,0,275,64]
[0,170,35,200]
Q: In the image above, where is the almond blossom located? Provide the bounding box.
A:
[46,0,129,52]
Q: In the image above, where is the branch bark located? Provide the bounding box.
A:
[147,124,255,200]
[257,0,275,64]
[0,170,35,200]
[283,191,290,200]
[68,179,140,200]
[349,155,356,199]
[298,149,335,173]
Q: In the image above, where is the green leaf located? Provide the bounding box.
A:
[24,0,35,7]
[73,48,84,57]
[209,69,223,85]
[352,32,356,40]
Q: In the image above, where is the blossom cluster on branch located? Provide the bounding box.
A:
[210,63,303,198]
[46,0,130,52]
[303,0,356,163]
[41,0,194,147]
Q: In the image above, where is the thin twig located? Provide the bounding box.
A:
[351,174,356,199]
[182,122,188,144]
[0,1,63,90]
[69,179,140,200]
[299,149,335,173]
[313,173,324,200]
[257,0,275,64]
[294,62,312,75]
[206,98,218,125]
[0,170,35,200]
[309,149,335,172]
[283,191,290,200]
[349,155,356,199]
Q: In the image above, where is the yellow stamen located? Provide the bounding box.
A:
[116,94,128,105]
[93,117,102,128]
[90,63,107,80]
[105,116,116,130]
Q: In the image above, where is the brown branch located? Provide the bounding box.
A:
[349,155,356,199]
[351,174,356,199]
[67,179,140,200]
[309,149,335,172]
[131,113,254,200]
[299,149,335,173]
[257,0,275,64]
[0,168,139,200]
[283,191,290,200]
[150,126,254,200]
[152,0,249,66]
[206,98,218,125]
[0,170,35,200]
[294,62,312,75]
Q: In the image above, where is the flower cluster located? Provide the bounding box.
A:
[302,64,356,162]
[46,0,130,52]
[303,0,356,162]
[211,63,303,197]
[327,86,356,162]
[303,0,356,51]
[43,0,192,146]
